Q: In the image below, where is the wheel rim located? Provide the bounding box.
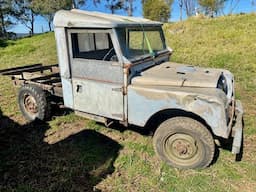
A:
[163,133,202,166]
[24,94,38,115]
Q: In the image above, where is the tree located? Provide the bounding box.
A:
[198,0,226,17]
[105,0,124,14]
[71,0,101,9]
[105,0,136,16]
[183,0,196,17]
[31,0,70,32]
[178,0,183,21]
[143,0,170,22]
[177,0,196,21]
[0,0,14,38]
[124,0,136,16]
[252,0,256,11]
[226,0,240,14]
[71,0,85,9]
[165,0,173,6]
[14,0,37,35]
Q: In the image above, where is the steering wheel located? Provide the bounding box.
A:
[103,48,116,61]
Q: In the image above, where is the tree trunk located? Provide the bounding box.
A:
[179,1,183,21]
[127,0,133,16]
[180,7,183,21]
[48,21,52,31]
[72,0,76,9]
[0,9,6,37]
[31,12,35,35]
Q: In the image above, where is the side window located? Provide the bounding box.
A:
[71,32,118,61]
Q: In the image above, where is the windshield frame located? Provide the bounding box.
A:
[116,26,167,62]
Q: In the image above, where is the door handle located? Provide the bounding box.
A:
[76,84,82,93]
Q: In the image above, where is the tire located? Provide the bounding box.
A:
[153,117,215,169]
[18,84,51,122]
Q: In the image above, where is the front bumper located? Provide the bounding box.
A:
[231,100,243,154]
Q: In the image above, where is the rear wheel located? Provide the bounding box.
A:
[18,84,51,121]
[153,117,215,169]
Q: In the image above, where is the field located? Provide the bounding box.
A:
[0,13,256,192]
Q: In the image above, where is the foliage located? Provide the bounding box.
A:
[104,0,137,16]
[143,0,171,22]
[165,0,174,6]
[0,0,15,38]
[198,0,226,17]
[13,0,37,35]
[183,0,197,16]
[70,0,101,9]
[71,0,86,8]
[31,0,70,31]
[177,0,197,21]
[124,0,136,16]
[105,0,125,14]
[224,0,240,14]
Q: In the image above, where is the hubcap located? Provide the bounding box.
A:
[164,133,201,165]
[24,94,38,115]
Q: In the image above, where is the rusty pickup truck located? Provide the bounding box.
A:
[0,9,243,169]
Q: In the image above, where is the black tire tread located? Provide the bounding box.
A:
[18,84,51,121]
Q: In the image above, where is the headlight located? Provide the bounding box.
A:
[217,73,228,94]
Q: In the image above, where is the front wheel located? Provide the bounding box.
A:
[153,117,215,169]
[18,84,51,122]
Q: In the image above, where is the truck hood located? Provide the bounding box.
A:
[131,62,222,88]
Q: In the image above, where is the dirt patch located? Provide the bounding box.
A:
[44,121,87,144]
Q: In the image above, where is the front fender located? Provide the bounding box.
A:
[127,85,230,138]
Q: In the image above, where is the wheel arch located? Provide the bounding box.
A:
[145,108,214,135]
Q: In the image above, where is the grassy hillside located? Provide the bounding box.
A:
[0,14,256,192]
[164,14,256,136]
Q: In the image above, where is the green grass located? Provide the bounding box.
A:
[1,13,256,191]
[164,13,256,135]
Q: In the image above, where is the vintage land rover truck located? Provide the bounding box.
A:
[0,9,243,169]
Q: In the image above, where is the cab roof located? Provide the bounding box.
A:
[53,9,162,28]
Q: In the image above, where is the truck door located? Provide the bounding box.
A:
[68,29,124,120]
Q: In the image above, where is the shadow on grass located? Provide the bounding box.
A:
[0,109,122,192]
[0,39,8,48]
[0,39,15,48]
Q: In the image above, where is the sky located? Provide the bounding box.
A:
[11,0,255,34]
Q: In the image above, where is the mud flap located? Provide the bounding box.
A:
[231,100,243,154]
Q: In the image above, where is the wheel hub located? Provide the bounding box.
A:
[24,94,38,114]
[164,133,198,161]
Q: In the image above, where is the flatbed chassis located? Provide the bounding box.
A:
[0,64,63,97]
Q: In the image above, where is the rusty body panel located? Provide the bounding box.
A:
[132,62,222,88]
[128,85,229,138]
[127,61,237,139]
[65,28,125,121]
[54,27,74,108]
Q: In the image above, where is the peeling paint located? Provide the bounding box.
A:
[128,85,229,138]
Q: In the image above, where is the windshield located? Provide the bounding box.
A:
[116,26,166,60]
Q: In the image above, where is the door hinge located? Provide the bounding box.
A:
[112,87,127,95]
